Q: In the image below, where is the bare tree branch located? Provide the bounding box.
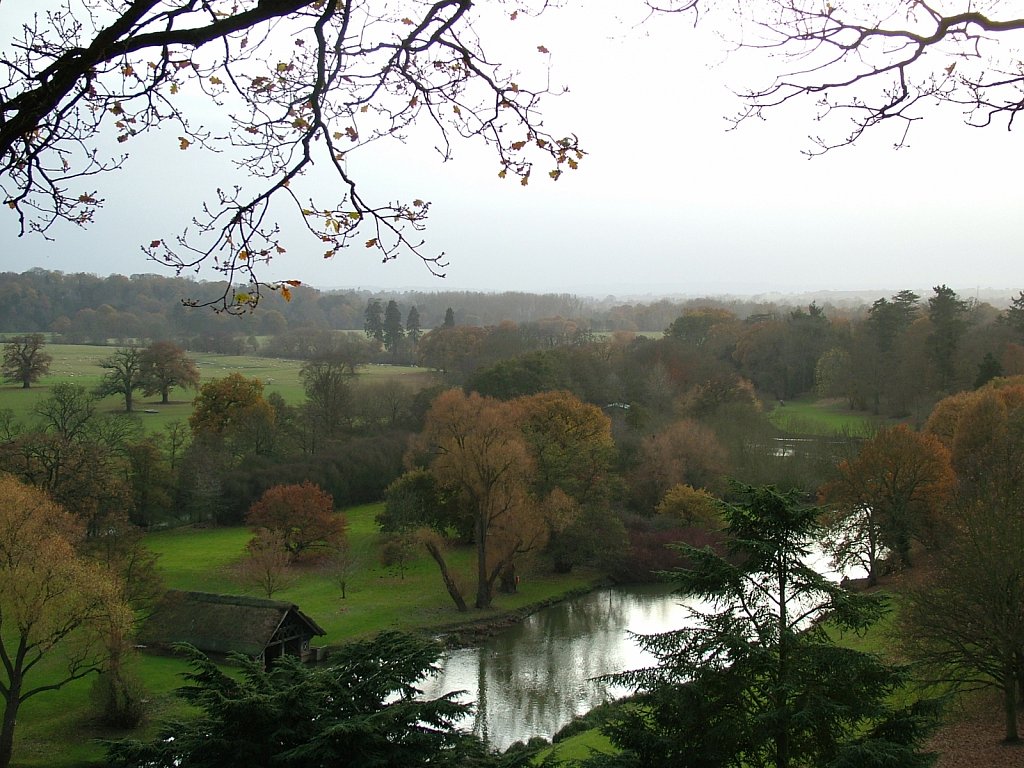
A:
[0,1,583,310]
[656,1,1024,155]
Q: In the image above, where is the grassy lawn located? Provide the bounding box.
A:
[148,503,599,643]
[13,503,601,768]
[0,344,437,432]
[539,730,616,764]
[768,396,880,437]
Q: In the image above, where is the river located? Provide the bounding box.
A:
[417,584,691,750]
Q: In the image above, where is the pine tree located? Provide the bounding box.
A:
[383,300,405,355]
[584,485,939,768]
[406,306,422,345]
[363,299,384,344]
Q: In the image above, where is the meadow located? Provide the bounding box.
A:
[767,396,880,437]
[0,344,436,431]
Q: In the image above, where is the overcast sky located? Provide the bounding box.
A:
[2,3,1021,300]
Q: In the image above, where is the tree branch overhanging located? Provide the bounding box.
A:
[0,1,583,311]
[655,1,1024,155]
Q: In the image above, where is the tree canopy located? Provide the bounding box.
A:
[905,381,1024,742]
[246,481,346,558]
[1,334,51,388]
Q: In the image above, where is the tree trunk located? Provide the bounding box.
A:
[499,563,518,594]
[0,675,22,768]
[1004,673,1020,743]
[424,540,467,612]
[161,389,169,404]
[475,513,491,610]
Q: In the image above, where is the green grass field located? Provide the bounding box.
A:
[13,504,600,768]
[0,345,437,432]
[768,397,880,437]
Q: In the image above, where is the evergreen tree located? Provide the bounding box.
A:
[383,300,405,355]
[1001,290,1024,341]
[974,351,1003,389]
[106,632,523,768]
[406,306,423,345]
[364,299,384,344]
[927,285,969,393]
[443,307,455,328]
[583,485,939,768]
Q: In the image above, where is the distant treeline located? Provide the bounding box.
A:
[0,267,923,341]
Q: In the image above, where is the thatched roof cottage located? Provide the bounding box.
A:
[141,590,327,666]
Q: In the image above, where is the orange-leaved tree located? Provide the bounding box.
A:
[0,475,130,768]
[417,389,538,610]
[246,481,345,559]
[632,418,729,513]
[820,424,953,585]
[189,373,275,457]
[902,381,1024,742]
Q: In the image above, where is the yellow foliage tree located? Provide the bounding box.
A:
[0,476,130,768]
[656,484,721,529]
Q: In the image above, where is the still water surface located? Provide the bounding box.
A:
[417,584,690,750]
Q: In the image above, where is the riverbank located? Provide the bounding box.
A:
[427,579,614,648]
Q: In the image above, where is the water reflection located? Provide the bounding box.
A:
[417,584,689,750]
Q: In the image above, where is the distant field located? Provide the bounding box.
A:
[767,397,879,437]
[0,344,437,431]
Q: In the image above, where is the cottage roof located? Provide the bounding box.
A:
[141,590,326,657]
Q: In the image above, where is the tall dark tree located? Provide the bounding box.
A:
[856,290,921,414]
[443,307,456,328]
[1003,291,1024,341]
[927,285,969,393]
[868,291,919,356]
[1,334,51,389]
[364,299,384,345]
[406,306,423,345]
[383,300,405,356]
[974,351,1003,389]
[96,348,144,413]
[586,485,938,768]
[139,341,200,404]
